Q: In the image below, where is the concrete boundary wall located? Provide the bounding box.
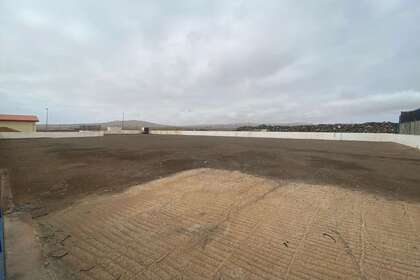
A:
[399,121,420,135]
[104,130,141,135]
[151,130,420,150]
[0,131,104,139]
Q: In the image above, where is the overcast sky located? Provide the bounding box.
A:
[1,1,420,125]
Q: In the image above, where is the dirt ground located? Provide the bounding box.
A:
[1,134,420,210]
[36,168,420,280]
[1,134,420,279]
[5,213,51,280]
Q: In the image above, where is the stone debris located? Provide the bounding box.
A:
[238,122,398,133]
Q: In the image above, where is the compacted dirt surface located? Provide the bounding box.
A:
[39,169,420,280]
[1,134,420,279]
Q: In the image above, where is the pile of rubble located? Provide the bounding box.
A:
[237,122,398,133]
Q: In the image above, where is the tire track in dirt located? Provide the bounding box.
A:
[36,169,420,280]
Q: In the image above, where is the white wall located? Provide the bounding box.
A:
[104,130,141,135]
[0,131,104,139]
[151,130,420,150]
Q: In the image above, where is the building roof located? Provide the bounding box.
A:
[0,114,39,122]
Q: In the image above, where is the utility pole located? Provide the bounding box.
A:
[45,107,49,131]
[122,112,125,130]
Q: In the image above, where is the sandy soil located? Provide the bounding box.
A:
[5,213,51,280]
[36,168,420,280]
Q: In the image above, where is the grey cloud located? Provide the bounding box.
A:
[1,0,420,125]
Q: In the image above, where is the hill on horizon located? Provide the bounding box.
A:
[102,120,169,129]
[182,122,310,130]
[37,120,314,131]
[36,119,169,131]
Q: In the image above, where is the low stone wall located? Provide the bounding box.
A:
[151,130,420,150]
[0,131,104,139]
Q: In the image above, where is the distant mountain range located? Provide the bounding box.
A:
[37,120,169,131]
[37,120,310,131]
[101,120,168,129]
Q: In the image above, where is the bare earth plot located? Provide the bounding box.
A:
[1,135,420,279]
[37,169,420,280]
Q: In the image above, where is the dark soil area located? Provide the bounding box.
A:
[1,134,420,212]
